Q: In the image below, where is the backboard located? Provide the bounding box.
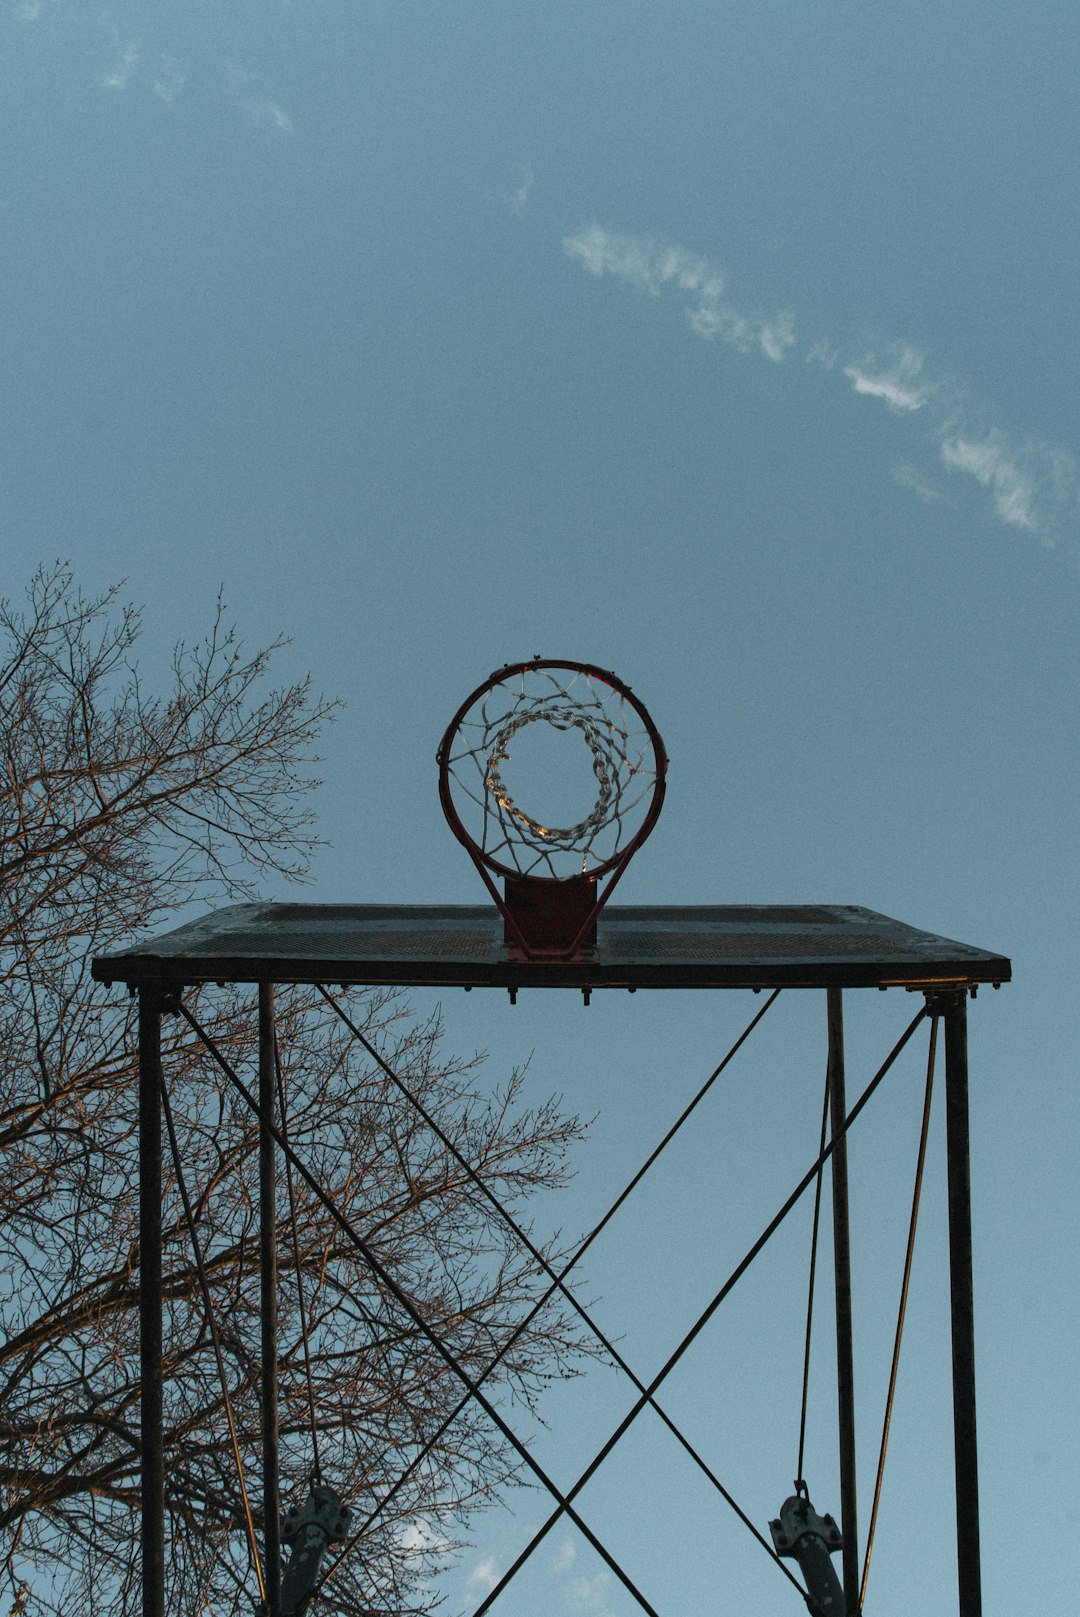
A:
[92,901,1010,993]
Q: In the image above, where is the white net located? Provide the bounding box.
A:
[440,664,664,879]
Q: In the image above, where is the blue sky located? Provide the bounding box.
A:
[3,3,1077,1613]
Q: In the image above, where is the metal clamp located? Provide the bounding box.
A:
[770,1491,846,1616]
[279,1483,352,1616]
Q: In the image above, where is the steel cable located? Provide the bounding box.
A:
[159,1075,266,1609]
[796,1067,832,1489]
[273,1035,323,1489]
[859,1012,938,1609]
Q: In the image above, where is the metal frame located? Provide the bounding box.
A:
[827,988,860,1610]
[942,989,982,1617]
[259,985,281,1614]
[99,908,1006,1617]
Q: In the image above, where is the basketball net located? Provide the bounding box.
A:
[437,661,667,960]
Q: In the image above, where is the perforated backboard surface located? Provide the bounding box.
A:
[92,904,1011,992]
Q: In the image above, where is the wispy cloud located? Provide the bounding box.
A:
[153,54,186,104]
[482,160,537,218]
[565,224,715,297]
[235,86,293,133]
[238,96,293,132]
[544,1535,614,1617]
[562,218,1078,542]
[939,430,1075,538]
[563,225,795,364]
[510,164,534,217]
[843,342,933,413]
[759,311,798,363]
[551,1537,577,1575]
[892,461,944,503]
[96,12,140,89]
[17,11,298,150]
[467,1556,500,1593]
[226,61,292,132]
[566,1569,615,1617]
[101,39,139,90]
[396,1516,452,1559]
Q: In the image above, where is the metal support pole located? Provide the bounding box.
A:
[138,986,166,1617]
[942,991,982,1617]
[259,984,282,1616]
[827,988,860,1612]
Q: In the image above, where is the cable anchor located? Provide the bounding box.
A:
[279,1482,352,1616]
[770,1488,846,1616]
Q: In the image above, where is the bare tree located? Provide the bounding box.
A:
[0,567,588,1615]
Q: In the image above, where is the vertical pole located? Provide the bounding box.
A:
[943,991,982,1617]
[259,984,281,1616]
[138,986,166,1617]
[827,987,860,1612]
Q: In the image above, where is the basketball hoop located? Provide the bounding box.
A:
[437,660,667,959]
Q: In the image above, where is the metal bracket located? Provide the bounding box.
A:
[143,982,183,1018]
[770,1491,846,1616]
[923,986,970,1017]
[279,1483,352,1616]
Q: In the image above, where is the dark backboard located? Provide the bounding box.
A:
[92,903,1011,993]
